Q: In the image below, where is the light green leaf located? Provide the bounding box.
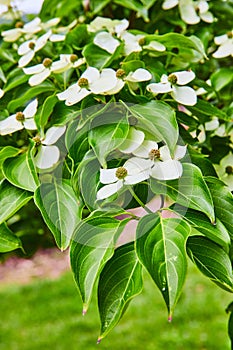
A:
[211,68,233,92]
[124,100,178,155]
[114,0,149,21]
[39,95,58,132]
[136,214,190,318]
[0,146,20,168]
[89,116,129,166]
[70,217,127,313]
[187,236,233,293]
[34,181,82,250]
[98,242,143,342]
[0,223,22,253]
[4,68,28,92]
[0,180,32,224]
[150,163,215,223]
[205,177,233,237]
[3,151,38,192]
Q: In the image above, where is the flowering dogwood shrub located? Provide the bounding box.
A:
[0,0,232,345]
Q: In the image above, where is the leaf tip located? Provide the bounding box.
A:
[97,336,103,344]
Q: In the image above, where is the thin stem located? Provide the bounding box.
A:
[128,186,153,214]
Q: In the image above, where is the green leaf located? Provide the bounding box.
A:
[150,163,215,223]
[0,223,22,253]
[39,95,58,132]
[124,101,178,155]
[90,0,111,13]
[70,217,126,313]
[4,68,28,92]
[7,82,55,112]
[136,214,190,318]
[89,116,129,166]
[205,177,233,237]
[187,99,230,122]
[0,180,32,224]
[66,24,89,49]
[3,151,38,192]
[211,68,233,92]
[34,181,82,250]
[98,242,143,342]
[187,236,233,293]
[0,146,20,168]
[173,206,230,251]
[114,0,149,21]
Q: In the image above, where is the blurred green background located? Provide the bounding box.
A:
[0,263,232,350]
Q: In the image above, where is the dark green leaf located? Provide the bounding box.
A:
[187,99,230,122]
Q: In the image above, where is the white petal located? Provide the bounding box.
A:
[18,51,35,68]
[205,118,219,131]
[114,19,129,35]
[151,160,183,180]
[88,17,113,32]
[214,34,228,45]
[94,32,120,54]
[49,34,66,42]
[144,40,166,52]
[100,168,118,184]
[65,89,91,105]
[133,140,158,158]
[119,128,145,153]
[23,99,38,119]
[90,69,118,94]
[198,0,209,13]
[0,115,23,135]
[97,182,123,200]
[126,68,152,82]
[23,118,37,130]
[174,70,195,85]
[179,2,200,24]
[18,40,33,55]
[57,84,80,101]
[159,145,171,161]
[220,152,233,168]
[162,0,178,10]
[121,32,142,55]
[73,58,86,68]
[161,74,169,83]
[2,28,22,42]
[51,60,70,73]
[35,30,52,51]
[28,69,51,86]
[43,17,60,28]
[171,86,197,106]
[200,11,214,23]
[82,67,100,83]
[23,64,45,75]
[105,79,125,95]
[147,82,172,94]
[43,125,66,145]
[23,17,41,32]
[125,157,152,175]
[213,42,233,58]
[174,145,187,160]
[34,145,60,169]
[0,89,4,98]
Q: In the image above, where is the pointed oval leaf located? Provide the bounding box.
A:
[98,242,143,342]
[150,163,215,223]
[187,235,233,293]
[136,214,190,318]
[34,181,82,250]
[0,223,22,253]
[70,217,127,313]
[0,180,32,224]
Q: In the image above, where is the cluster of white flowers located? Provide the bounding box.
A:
[212,30,233,59]
[97,128,186,199]
[162,0,214,24]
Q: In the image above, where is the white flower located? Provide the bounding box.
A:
[162,0,214,24]
[214,152,233,191]
[120,32,144,55]
[0,99,37,135]
[2,17,41,42]
[121,136,186,180]
[23,58,53,86]
[50,54,85,74]
[33,126,66,169]
[93,32,120,54]
[147,70,197,106]
[18,30,52,67]
[97,157,151,200]
[213,31,233,58]
[88,17,129,36]
[48,19,77,42]
[107,68,152,95]
[57,67,119,106]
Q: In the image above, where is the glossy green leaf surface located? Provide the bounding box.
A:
[0,223,22,253]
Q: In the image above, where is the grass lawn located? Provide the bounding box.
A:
[0,263,232,350]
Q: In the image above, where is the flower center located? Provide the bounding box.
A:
[28,41,35,50]
[43,58,53,68]
[168,74,178,85]
[115,166,128,179]
[116,69,126,79]
[33,136,42,147]
[15,21,24,28]
[225,166,233,175]
[227,31,233,39]
[138,37,145,46]
[78,77,89,88]
[70,54,78,63]
[15,112,25,122]
[148,149,160,160]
